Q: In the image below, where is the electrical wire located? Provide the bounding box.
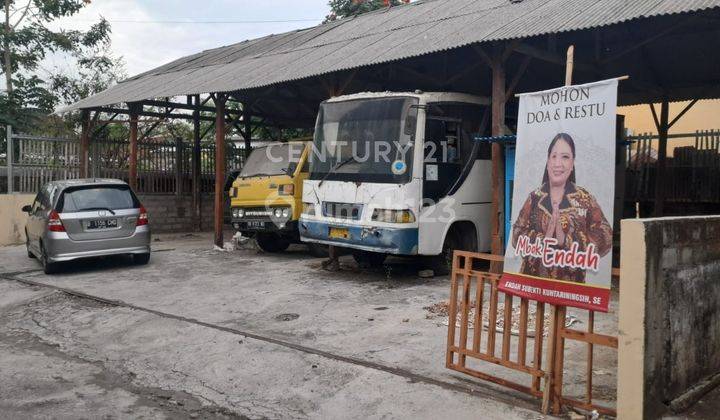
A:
[72,18,323,24]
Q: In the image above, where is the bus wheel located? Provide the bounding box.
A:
[352,250,387,268]
[256,233,290,253]
[430,230,461,276]
[307,243,329,258]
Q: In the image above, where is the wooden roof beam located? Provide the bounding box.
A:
[513,42,596,74]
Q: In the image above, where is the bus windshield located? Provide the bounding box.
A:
[310,97,418,184]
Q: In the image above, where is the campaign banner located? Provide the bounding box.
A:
[500,79,618,312]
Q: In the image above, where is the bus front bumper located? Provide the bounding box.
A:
[299,220,418,255]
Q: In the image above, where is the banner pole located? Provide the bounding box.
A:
[565,45,574,86]
[541,44,577,415]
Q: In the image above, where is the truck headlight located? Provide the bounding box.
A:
[232,208,244,218]
[273,207,290,218]
[302,202,315,216]
[372,209,416,223]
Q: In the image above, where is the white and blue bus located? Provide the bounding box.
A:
[299,91,493,273]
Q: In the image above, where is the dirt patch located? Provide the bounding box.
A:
[424,300,582,338]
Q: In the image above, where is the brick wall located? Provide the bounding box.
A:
[137,194,229,233]
[619,216,720,418]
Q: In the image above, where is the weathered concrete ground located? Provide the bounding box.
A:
[0,232,646,419]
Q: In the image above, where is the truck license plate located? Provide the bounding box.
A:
[329,227,349,239]
[246,221,265,228]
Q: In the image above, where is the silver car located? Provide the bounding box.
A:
[23,179,151,274]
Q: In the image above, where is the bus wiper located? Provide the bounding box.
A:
[78,207,116,215]
[319,156,355,187]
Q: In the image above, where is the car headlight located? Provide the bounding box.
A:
[302,202,315,216]
[372,209,416,223]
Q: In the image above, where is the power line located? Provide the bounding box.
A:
[73,18,323,24]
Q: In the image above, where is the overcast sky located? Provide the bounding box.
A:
[49,0,331,77]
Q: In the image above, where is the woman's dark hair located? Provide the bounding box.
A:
[542,132,576,185]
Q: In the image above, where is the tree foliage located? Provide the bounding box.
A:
[1,0,125,135]
[325,0,410,23]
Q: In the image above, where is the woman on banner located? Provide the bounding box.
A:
[511,133,613,283]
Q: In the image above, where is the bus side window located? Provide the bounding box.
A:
[423,102,487,202]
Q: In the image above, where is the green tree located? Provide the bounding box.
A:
[0,0,117,132]
[325,0,410,23]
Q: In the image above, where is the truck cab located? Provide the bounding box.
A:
[230,140,325,255]
[299,91,492,273]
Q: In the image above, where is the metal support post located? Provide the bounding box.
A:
[192,95,202,231]
[80,110,90,177]
[175,137,183,197]
[654,99,669,217]
[243,103,252,159]
[129,105,139,190]
[490,47,507,273]
[6,125,13,193]
[214,94,227,247]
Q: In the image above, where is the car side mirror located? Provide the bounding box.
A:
[21,205,32,213]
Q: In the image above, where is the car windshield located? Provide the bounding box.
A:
[239,143,305,178]
[310,97,418,184]
[57,185,139,212]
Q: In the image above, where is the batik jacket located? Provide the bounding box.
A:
[511,182,613,283]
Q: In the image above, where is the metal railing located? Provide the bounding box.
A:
[1,129,245,195]
[625,130,720,204]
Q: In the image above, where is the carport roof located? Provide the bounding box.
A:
[60,0,720,113]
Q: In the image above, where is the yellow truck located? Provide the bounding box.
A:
[229,140,326,256]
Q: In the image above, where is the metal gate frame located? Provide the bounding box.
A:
[446,251,618,416]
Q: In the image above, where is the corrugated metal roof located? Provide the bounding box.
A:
[60,0,720,112]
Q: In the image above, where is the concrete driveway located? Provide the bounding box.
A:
[0,232,564,419]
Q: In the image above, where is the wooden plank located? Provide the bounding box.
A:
[586,311,595,404]
[502,294,513,361]
[559,328,618,348]
[552,306,567,414]
[490,50,506,274]
[472,275,485,353]
[518,298,529,366]
[214,95,227,247]
[454,250,504,262]
[487,280,499,357]
[129,108,138,190]
[80,110,90,177]
[448,363,543,398]
[445,255,461,368]
[449,346,544,377]
[532,301,545,393]
[458,269,472,367]
[542,305,559,414]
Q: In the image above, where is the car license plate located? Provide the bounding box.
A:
[329,227,349,239]
[87,219,118,230]
[246,221,265,229]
